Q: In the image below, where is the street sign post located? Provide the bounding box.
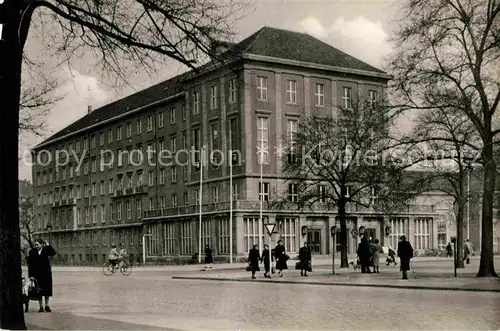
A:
[265,223,276,236]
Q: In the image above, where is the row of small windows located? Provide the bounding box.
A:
[256,76,379,109]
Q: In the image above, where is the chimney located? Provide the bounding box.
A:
[87,105,93,114]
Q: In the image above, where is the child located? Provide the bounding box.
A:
[22,277,31,312]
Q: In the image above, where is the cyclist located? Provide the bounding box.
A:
[108,244,122,271]
[118,244,128,267]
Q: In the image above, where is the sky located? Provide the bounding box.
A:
[19,0,402,180]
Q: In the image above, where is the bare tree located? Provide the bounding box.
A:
[272,102,412,268]
[0,0,246,328]
[390,0,500,277]
[19,201,35,262]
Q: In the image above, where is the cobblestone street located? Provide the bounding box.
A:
[24,261,500,330]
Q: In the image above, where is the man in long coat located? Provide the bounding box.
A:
[397,235,414,280]
[248,244,260,279]
[357,236,372,274]
[298,242,312,277]
[28,239,56,312]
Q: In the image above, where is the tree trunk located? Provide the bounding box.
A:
[338,201,349,268]
[0,1,27,329]
[477,139,498,277]
[455,200,465,268]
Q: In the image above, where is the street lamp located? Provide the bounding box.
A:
[331,225,336,274]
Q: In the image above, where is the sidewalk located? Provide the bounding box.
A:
[173,257,500,293]
[30,256,461,273]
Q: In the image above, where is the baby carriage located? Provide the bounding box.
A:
[385,246,397,266]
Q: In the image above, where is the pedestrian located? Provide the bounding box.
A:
[261,244,272,278]
[298,242,312,277]
[204,244,213,269]
[397,235,414,280]
[386,245,397,266]
[463,239,472,264]
[446,242,453,258]
[248,244,260,279]
[370,239,382,273]
[357,236,372,274]
[28,238,56,312]
[274,240,288,277]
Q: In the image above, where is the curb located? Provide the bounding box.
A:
[172,276,500,293]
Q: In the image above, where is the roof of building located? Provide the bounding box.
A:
[36,26,387,148]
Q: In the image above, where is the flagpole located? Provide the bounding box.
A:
[229,131,233,264]
[259,125,263,253]
[198,145,204,264]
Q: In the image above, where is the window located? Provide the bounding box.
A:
[369,90,378,108]
[257,117,269,164]
[146,224,161,256]
[83,137,88,150]
[171,167,177,183]
[108,179,113,194]
[287,119,297,163]
[414,218,431,250]
[212,186,219,203]
[182,131,187,150]
[243,217,264,253]
[116,126,122,141]
[148,171,155,186]
[210,85,217,109]
[158,112,164,128]
[149,198,154,210]
[99,132,104,146]
[163,223,176,255]
[110,204,114,222]
[193,91,200,114]
[137,119,142,134]
[286,80,297,104]
[182,166,188,181]
[100,205,106,223]
[170,136,176,153]
[279,217,297,253]
[256,76,268,101]
[232,183,239,201]
[218,218,230,254]
[183,192,189,206]
[171,194,178,208]
[126,201,132,219]
[76,208,81,225]
[126,123,132,137]
[194,189,200,205]
[91,135,96,148]
[181,105,187,121]
[147,115,153,131]
[100,181,105,195]
[259,182,270,201]
[389,218,407,249]
[192,128,201,166]
[342,87,352,109]
[288,184,298,202]
[229,78,237,103]
[107,129,113,143]
[210,122,220,166]
[437,221,447,250]
[116,202,122,221]
[159,169,165,185]
[315,83,325,107]
[92,205,97,223]
[91,182,96,196]
[318,185,327,202]
[180,221,192,255]
[370,186,379,205]
[136,199,142,219]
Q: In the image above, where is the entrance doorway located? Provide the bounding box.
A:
[307,229,321,254]
[365,228,377,241]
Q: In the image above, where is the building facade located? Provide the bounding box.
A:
[32,27,458,265]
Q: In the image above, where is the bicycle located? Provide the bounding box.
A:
[102,259,132,276]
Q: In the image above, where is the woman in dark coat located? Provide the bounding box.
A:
[274,240,288,277]
[397,235,414,280]
[298,242,312,277]
[28,238,56,312]
[357,236,372,274]
[248,244,260,279]
[260,244,273,278]
[204,245,213,268]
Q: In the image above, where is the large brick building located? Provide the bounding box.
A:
[32,27,458,265]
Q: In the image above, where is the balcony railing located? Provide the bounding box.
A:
[113,185,148,198]
[143,200,437,219]
[51,198,77,208]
